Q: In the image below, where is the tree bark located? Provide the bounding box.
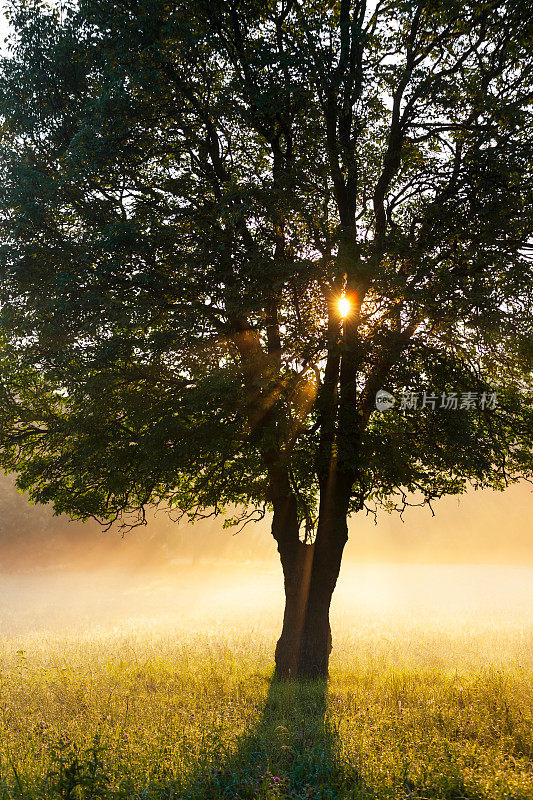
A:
[296,538,344,679]
[296,494,348,679]
[274,466,350,680]
[274,538,315,679]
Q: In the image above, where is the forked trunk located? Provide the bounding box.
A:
[270,459,351,680]
[274,512,348,680]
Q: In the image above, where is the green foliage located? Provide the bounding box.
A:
[0,0,531,529]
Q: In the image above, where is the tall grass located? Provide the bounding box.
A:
[0,566,531,799]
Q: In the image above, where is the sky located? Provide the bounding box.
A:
[0,4,9,52]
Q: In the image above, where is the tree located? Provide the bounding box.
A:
[0,0,532,678]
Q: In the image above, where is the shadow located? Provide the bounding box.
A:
[38,670,520,800]
[175,675,505,800]
[180,676,360,800]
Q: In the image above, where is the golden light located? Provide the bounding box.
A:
[338,295,351,318]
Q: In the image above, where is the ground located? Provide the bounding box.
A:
[0,564,531,799]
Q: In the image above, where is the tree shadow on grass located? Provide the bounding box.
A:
[180,676,360,800]
[176,675,507,800]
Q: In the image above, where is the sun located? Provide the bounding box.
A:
[338,295,351,318]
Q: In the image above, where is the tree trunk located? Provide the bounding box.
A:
[275,539,315,678]
[274,473,349,680]
[296,508,348,678]
[274,529,347,679]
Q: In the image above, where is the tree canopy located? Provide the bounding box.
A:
[0,0,532,535]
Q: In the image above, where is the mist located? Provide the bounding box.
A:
[0,476,531,572]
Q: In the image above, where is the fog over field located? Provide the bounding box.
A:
[0,476,531,571]
[1,561,532,642]
[1,560,531,800]
[2,471,531,677]
[1,484,531,800]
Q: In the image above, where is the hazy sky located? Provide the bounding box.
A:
[0,5,9,52]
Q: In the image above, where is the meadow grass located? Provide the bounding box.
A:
[0,565,531,799]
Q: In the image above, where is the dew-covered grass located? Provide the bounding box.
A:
[0,564,531,799]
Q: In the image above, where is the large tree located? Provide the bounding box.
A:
[0,0,532,677]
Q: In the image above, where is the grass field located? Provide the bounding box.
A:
[0,564,532,799]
